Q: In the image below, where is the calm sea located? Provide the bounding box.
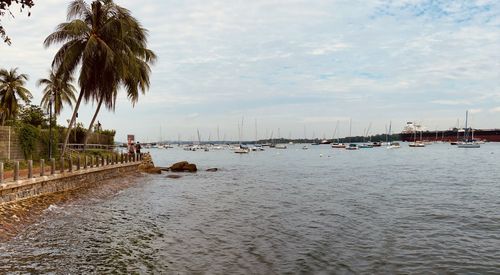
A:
[1,143,499,274]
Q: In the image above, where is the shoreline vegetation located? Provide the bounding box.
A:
[1,0,156,161]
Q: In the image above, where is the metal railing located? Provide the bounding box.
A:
[0,153,143,185]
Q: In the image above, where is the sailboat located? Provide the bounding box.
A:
[386,121,400,149]
[234,120,250,153]
[331,121,346,148]
[302,126,309,149]
[457,110,480,148]
[346,118,358,150]
[409,122,425,147]
[359,123,374,148]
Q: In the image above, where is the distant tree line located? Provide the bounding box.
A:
[256,133,402,144]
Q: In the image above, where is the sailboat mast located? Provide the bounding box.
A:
[349,118,352,143]
[255,119,258,142]
[465,110,469,141]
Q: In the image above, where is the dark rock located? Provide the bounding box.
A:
[167,174,182,179]
[170,161,189,172]
[206,168,218,172]
[145,167,162,174]
[183,163,197,172]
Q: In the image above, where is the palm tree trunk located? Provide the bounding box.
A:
[83,95,104,151]
[61,90,84,158]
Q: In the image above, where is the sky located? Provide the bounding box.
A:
[1,0,500,142]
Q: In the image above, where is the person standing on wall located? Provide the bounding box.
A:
[136,142,141,155]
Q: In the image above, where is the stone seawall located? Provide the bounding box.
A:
[0,162,140,205]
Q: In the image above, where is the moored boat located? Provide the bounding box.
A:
[345,144,358,150]
[331,143,346,148]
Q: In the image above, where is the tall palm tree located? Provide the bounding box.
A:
[38,70,77,116]
[0,68,33,125]
[44,0,156,157]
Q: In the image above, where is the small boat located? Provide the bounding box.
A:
[320,139,331,145]
[331,143,346,149]
[234,148,250,154]
[456,111,480,148]
[302,145,309,150]
[371,142,382,147]
[234,144,250,153]
[457,142,480,148]
[359,143,373,149]
[275,144,287,149]
[409,141,425,147]
[345,144,358,150]
[387,142,401,149]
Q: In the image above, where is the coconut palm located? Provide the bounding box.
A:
[44,0,156,156]
[0,68,33,125]
[38,70,77,116]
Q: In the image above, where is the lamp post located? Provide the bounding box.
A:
[48,94,54,159]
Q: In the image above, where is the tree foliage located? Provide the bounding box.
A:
[17,122,39,159]
[0,0,34,45]
[0,67,32,125]
[18,104,48,127]
[44,0,156,156]
[38,70,76,115]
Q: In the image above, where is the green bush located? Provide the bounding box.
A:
[17,123,40,160]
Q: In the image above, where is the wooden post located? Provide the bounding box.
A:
[77,156,81,170]
[60,158,65,174]
[120,153,124,164]
[51,158,55,175]
[40,159,45,177]
[84,156,88,169]
[14,161,19,181]
[28,160,33,178]
[0,162,3,183]
[101,157,105,167]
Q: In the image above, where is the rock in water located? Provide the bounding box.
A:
[169,161,197,172]
[206,168,218,172]
[167,174,182,179]
[145,167,162,174]
[170,161,189,172]
[184,163,197,172]
[139,153,161,174]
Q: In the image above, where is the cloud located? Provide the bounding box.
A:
[431,100,472,105]
[1,0,500,141]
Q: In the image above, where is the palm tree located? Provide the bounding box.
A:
[38,70,77,116]
[44,0,156,157]
[0,68,33,125]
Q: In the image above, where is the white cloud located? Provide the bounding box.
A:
[1,0,500,141]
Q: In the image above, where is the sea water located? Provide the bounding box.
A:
[1,143,499,273]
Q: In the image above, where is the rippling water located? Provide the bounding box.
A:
[1,143,500,273]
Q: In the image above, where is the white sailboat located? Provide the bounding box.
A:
[386,121,400,149]
[346,118,358,150]
[331,120,346,148]
[457,110,480,148]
